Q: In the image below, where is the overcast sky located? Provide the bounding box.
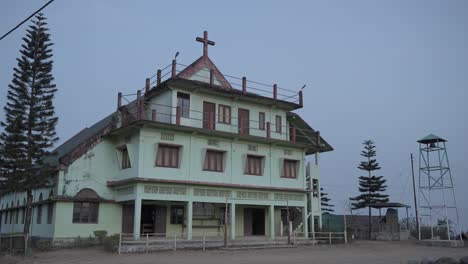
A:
[1,1,467,230]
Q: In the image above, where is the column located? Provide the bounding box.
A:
[303,205,309,238]
[133,198,142,239]
[230,202,236,240]
[187,201,193,240]
[269,205,275,240]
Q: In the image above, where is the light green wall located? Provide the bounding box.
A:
[53,202,122,238]
[139,127,305,190]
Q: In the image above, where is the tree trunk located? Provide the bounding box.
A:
[368,206,372,239]
[23,190,33,243]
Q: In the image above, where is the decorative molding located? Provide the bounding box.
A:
[193,188,231,198]
[207,139,219,146]
[161,133,175,141]
[274,193,304,201]
[237,191,269,200]
[248,144,258,152]
[144,185,187,195]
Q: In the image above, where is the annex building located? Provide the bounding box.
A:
[0,31,332,243]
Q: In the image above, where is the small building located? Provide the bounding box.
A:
[0,32,332,244]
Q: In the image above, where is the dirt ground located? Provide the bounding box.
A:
[1,240,467,264]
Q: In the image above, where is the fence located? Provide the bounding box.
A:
[118,232,226,254]
[293,231,348,245]
[0,233,27,253]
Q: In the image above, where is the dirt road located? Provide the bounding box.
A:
[2,240,467,264]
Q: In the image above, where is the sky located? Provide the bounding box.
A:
[1,1,467,230]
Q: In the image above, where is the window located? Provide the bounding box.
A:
[21,208,25,224]
[73,202,99,223]
[203,150,224,172]
[4,211,7,224]
[9,210,13,224]
[245,155,264,176]
[170,205,184,224]
[218,104,231,124]
[121,147,131,169]
[275,115,282,133]
[15,209,19,224]
[259,112,265,130]
[156,144,180,168]
[47,203,54,224]
[37,205,42,224]
[177,92,190,118]
[282,159,298,179]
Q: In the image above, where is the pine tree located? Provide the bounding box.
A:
[320,187,334,214]
[0,13,58,239]
[349,140,389,239]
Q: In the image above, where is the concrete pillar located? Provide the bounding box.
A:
[303,205,309,238]
[230,202,236,240]
[269,205,275,240]
[133,198,142,239]
[187,201,193,240]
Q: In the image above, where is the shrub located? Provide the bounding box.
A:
[103,234,120,252]
[93,230,108,244]
[36,240,51,251]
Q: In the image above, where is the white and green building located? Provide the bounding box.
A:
[0,32,332,243]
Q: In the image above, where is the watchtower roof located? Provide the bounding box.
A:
[417,134,447,144]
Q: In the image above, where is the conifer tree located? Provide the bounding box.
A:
[0,13,58,238]
[349,140,389,239]
[320,187,334,214]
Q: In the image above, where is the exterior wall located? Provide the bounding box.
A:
[310,164,322,227]
[53,202,122,238]
[146,85,290,141]
[139,127,305,190]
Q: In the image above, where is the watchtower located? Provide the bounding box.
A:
[417,134,460,240]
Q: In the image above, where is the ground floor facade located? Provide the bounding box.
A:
[0,182,319,242]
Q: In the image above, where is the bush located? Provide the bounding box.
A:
[93,230,108,244]
[73,236,95,248]
[103,234,120,252]
[36,240,51,251]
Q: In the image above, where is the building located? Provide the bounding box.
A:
[0,31,332,243]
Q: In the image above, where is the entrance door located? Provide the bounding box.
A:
[238,108,250,135]
[154,205,167,235]
[203,102,216,130]
[244,208,265,236]
[121,204,134,234]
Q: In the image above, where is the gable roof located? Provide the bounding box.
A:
[177,55,232,89]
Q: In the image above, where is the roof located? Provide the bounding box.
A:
[287,112,333,153]
[417,134,447,144]
[43,113,115,167]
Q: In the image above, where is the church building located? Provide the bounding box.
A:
[0,31,332,244]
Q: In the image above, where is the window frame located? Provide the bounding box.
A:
[72,202,99,224]
[121,147,131,169]
[282,159,299,179]
[245,155,265,176]
[218,104,231,124]
[170,205,185,225]
[177,92,190,118]
[203,149,225,172]
[156,144,181,168]
[275,115,282,133]
[259,112,265,130]
[47,203,54,224]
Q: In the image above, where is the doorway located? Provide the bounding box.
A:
[244,208,265,236]
[140,204,167,235]
[238,108,250,135]
[203,101,216,130]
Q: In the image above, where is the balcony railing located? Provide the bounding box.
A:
[116,98,321,145]
[115,59,319,145]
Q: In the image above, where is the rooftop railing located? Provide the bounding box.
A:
[115,60,320,147]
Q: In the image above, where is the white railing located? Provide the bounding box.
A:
[118,232,225,254]
[293,231,347,245]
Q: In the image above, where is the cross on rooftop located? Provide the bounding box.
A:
[196,31,215,57]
